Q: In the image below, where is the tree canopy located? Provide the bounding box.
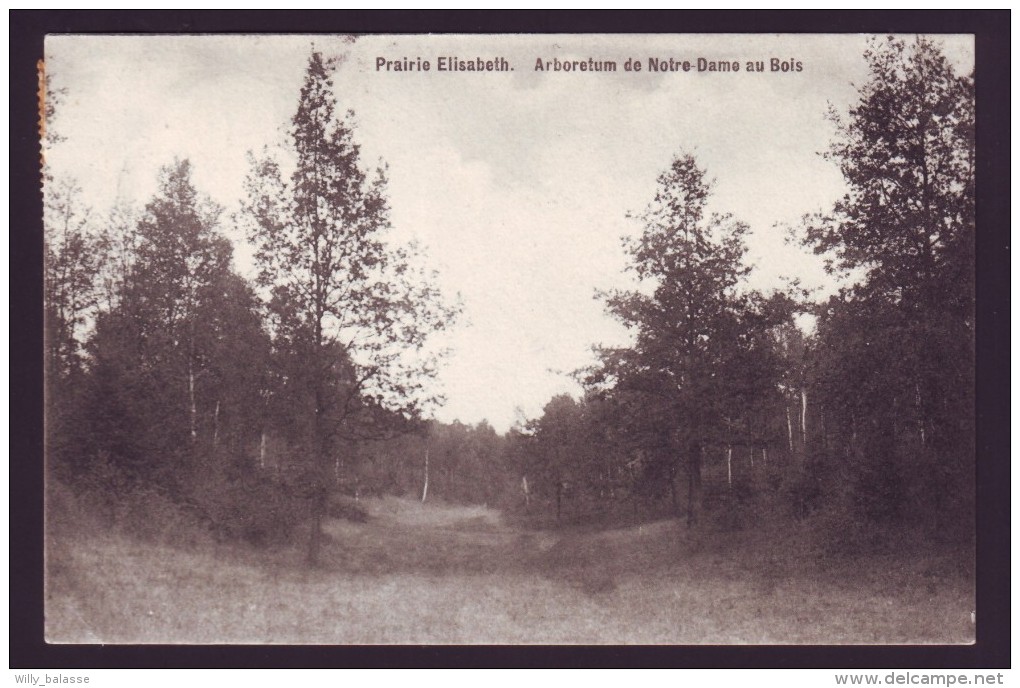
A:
[590,153,795,525]
[240,51,458,562]
[801,36,975,530]
[41,38,976,556]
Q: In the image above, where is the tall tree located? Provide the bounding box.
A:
[132,159,231,444]
[93,201,140,314]
[41,74,109,483]
[44,177,98,379]
[529,395,586,521]
[41,71,99,381]
[801,36,975,529]
[84,159,235,491]
[241,51,457,564]
[805,36,974,313]
[592,153,786,526]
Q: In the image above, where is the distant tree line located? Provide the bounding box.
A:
[45,38,974,556]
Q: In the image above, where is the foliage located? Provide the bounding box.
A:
[41,38,976,563]
[47,158,285,546]
[799,36,975,532]
[590,153,795,525]
[240,51,458,562]
[354,419,515,508]
[805,36,974,307]
[44,177,99,379]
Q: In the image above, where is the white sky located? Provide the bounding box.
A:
[45,33,974,432]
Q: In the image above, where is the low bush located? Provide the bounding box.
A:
[191,468,309,547]
[49,446,312,549]
[326,494,369,523]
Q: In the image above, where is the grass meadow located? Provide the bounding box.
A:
[45,496,974,644]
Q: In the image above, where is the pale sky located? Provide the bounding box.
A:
[45,34,974,432]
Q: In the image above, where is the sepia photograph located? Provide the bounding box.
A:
[39,30,981,647]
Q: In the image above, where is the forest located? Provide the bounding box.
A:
[42,36,977,644]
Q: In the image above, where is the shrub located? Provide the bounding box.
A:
[710,481,760,532]
[114,486,211,547]
[326,494,369,523]
[191,468,308,547]
[782,457,831,521]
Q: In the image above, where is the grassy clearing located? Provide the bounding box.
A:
[45,495,974,644]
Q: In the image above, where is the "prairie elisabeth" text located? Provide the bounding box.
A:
[375,56,511,72]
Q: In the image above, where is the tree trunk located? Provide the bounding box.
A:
[259,430,266,470]
[213,400,220,447]
[308,355,327,564]
[306,485,326,566]
[687,444,702,527]
[801,389,808,447]
[726,445,732,488]
[668,462,679,515]
[786,404,794,453]
[915,382,926,447]
[421,446,429,502]
[188,356,197,442]
[307,355,326,566]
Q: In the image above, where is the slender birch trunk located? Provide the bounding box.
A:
[187,317,197,443]
[421,446,429,503]
[801,389,808,447]
[786,404,794,453]
[188,356,197,442]
[915,382,926,447]
[212,400,220,447]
